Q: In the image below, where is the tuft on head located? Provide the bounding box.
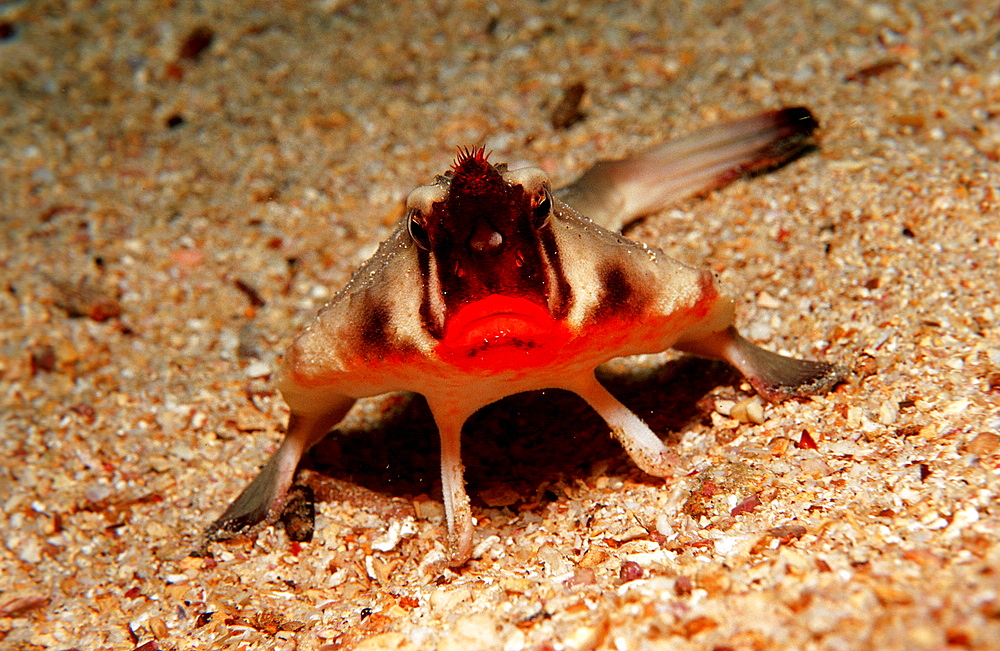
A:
[452,145,490,171]
[450,146,501,198]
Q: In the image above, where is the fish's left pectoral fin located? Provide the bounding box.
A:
[678,325,847,403]
[204,438,293,541]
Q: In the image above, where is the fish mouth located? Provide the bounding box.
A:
[443,295,553,351]
[437,295,569,371]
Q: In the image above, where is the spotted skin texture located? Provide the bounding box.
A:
[205,107,845,566]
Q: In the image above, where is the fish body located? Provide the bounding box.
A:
[207,107,844,565]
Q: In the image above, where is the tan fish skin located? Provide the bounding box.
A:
[205,107,845,566]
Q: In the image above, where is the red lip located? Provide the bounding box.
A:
[437,295,569,371]
[443,295,551,348]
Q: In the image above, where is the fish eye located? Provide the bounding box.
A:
[532,189,552,229]
[407,211,431,250]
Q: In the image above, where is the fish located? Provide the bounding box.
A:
[205,107,845,566]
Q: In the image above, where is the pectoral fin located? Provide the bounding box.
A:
[205,389,355,540]
[434,410,475,566]
[421,396,481,567]
[677,325,846,403]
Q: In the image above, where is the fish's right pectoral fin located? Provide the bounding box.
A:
[205,390,355,541]
[204,437,297,540]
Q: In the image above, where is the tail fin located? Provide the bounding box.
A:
[557,107,818,231]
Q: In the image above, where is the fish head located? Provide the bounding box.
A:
[405,147,570,370]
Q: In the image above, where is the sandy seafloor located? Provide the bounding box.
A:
[2,0,1000,649]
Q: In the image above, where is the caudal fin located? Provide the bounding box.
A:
[557,107,819,231]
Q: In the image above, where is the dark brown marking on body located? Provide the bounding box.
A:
[358,300,390,351]
[696,270,719,308]
[538,226,573,320]
[587,261,648,325]
[357,298,421,359]
[416,247,445,341]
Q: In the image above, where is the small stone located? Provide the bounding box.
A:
[944,506,980,540]
[565,567,596,587]
[353,632,411,651]
[83,483,113,503]
[428,586,472,614]
[155,409,187,435]
[0,595,49,617]
[500,576,533,594]
[371,518,417,552]
[366,555,399,585]
[619,561,643,582]
[730,400,749,423]
[731,397,765,424]
[768,436,792,455]
[872,583,914,605]
[413,496,444,522]
[437,613,503,651]
[768,524,807,541]
[798,457,832,478]
[275,638,298,651]
[189,410,208,430]
[966,432,999,456]
[236,405,270,431]
[878,400,898,425]
[757,291,782,309]
[146,521,170,539]
[178,555,205,572]
[730,494,762,517]
[797,430,819,450]
[537,544,571,575]
[612,525,648,543]
[683,616,719,637]
[715,399,735,417]
[578,547,610,568]
[471,534,500,559]
[655,513,674,537]
[563,624,601,651]
[479,484,520,507]
[942,399,970,416]
[147,455,172,472]
[149,617,168,638]
[244,359,273,378]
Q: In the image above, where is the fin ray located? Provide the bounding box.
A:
[557,107,818,230]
